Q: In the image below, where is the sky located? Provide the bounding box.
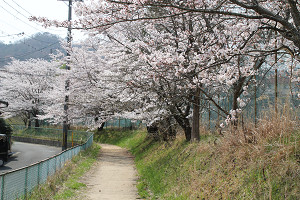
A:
[0,0,86,44]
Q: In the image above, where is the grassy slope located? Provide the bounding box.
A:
[27,144,100,200]
[95,125,299,199]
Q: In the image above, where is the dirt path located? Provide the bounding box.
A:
[80,144,139,200]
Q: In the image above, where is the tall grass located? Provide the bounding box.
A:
[95,105,299,199]
[193,105,299,199]
[26,144,100,200]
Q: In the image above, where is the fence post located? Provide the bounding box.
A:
[47,159,49,176]
[0,127,93,200]
[24,168,28,198]
[37,163,40,185]
[1,175,4,200]
[60,154,62,168]
[55,155,57,171]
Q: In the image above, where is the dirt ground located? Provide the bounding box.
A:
[79,144,140,200]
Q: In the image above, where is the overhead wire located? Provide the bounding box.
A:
[9,0,67,33]
[0,31,24,38]
[10,0,35,16]
[3,0,32,21]
[0,24,26,42]
[0,41,61,63]
[0,18,60,46]
[20,39,60,55]
[0,0,67,43]
[0,3,45,33]
[0,0,72,64]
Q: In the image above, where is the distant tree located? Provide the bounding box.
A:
[0,58,59,127]
[0,32,63,67]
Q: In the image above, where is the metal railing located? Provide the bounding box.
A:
[0,127,93,200]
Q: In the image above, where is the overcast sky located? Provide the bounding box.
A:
[0,0,86,44]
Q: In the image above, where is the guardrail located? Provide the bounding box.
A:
[0,127,93,200]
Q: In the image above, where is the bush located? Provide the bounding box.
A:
[0,118,12,135]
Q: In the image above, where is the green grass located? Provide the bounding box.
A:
[94,128,141,146]
[94,127,299,199]
[26,143,100,200]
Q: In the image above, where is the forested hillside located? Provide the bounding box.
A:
[0,32,63,67]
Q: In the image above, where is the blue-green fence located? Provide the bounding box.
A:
[0,127,93,200]
[104,118,142,129]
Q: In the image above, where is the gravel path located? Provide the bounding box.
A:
[80,144,139,200]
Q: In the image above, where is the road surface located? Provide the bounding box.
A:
[0,142,61,175]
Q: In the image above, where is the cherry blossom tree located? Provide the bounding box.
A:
[0,58,59,127]
[30,0,299,140]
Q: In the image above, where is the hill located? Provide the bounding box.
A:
[0,32,63,67]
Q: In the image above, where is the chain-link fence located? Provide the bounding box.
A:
[11,125,93,147]
[104,118,142,129]
[197,71,300,131]
[0,127,93,200]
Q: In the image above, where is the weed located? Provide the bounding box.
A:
[26,144,100,200]
[95,106,299,199]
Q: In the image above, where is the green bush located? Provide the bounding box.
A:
[0,118,12,135]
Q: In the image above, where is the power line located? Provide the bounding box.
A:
[0,41,61,62]
[0,1,66,44]
[10,0,33,16]
[9,0,66,33]
[2,41,60,60]
[20,39,58,55]
[0,18,61,44]
[3,0,30,21]
[0,17,26,34]
[0,3,45,33]
[0,31,24,38]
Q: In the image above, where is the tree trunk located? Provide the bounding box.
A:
[27,112,31,128]
[162,117,176,141]
[170,103,192,141]
[275,68,278,114]
[97,122,106,132]
[35,118,40,127]
[217,94,220,128]
[254,75,257,127]
[232,89,239,128]
[22,117,28,127]
[173,115,191,141]
[208,102,211,130]
[184,124,191,141]
[191,88,200,141]
[32,110,40,128]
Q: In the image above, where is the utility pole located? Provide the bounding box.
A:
[59,0,83,151]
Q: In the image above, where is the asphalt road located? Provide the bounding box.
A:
[0,142,61,175]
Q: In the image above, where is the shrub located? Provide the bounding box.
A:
[0,118,12,135]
